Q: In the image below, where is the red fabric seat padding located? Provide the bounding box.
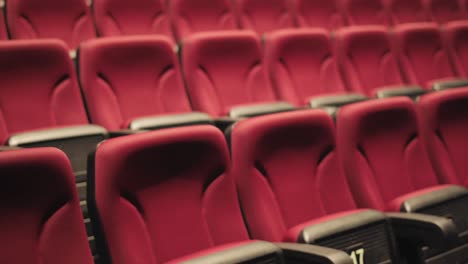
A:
[93,0,174,41]
[7,0,96,49]
[78,36,192,131]
[168,0,239,42]
[264,29,348,106]
[181,31,278,117]
[233,0,296,35]
[91,126,251,263]
[0,148,93,263]
[418,88,468,187]
[337,97,442,211]
[0,40,88,143]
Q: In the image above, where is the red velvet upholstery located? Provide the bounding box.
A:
[336,26,407,96]
[445,21,468,77]
[230,110,358,242]
[418,88,468,187]
[233,0,296,35]
[393,23,459,89]
[93,0,174,41]
[264,29,347,106]
[291,0,346,30]
[0,40,88,144]
[6,0,95,49]
[0,148,93,263]
[424,0,464,24]
[387,0,429,25]
[91,126,250,263]
[168,0,239,42]
[78,36,192,131]
[341,0,391,26]
[337,97,441,211]
[181,31,277,117]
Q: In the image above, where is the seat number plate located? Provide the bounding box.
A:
[350,248,365,264]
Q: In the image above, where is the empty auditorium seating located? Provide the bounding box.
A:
[229,109,399,263]
[424,0,465,24]
[233,0,296,35]
[79,36,212,131]
[0,39,107,260]
[337,97,468,261]
[93,0,174,41]
[264,29,350,106]
[418,88,468,187]
[168,0,239,42]
[181,31,293,118]
[88,125,353,264]
[387,0,429,25]
[6,0,96,50]
[341,0,390,26]
[290,0,345,30]
[0,148,93,264]
[445,21,468,77]
[393,23,466,90]
[335,26,422,97]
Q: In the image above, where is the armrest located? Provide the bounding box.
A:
[108,129,147,138]
[229,102,295,118]
[399,185,468,213]
[214,117,242,132]
[386,212,458,249]
[309,94,368,108]
[375,86,427,99]
[8,125,108,146]
[431,79,468,91]
[276,243,353,264]
[297,210,386,243]
[129,112,213,130]
[0,146,22,152]
[167,241,283,264]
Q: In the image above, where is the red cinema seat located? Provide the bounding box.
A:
[233,0,296,35]
[0,39,108,260]
[341,0,391,26]
[418,88,468,187]
[0,148,93,264]
[291,0,346,30]
[387,0,429,25]
[168,0,239,42]
[88,125,353,264]
[181,31,293,118]
[0,40,90,144]
[93,0,174,41]
[337,97,468,262]
[78,36,210,132]
[264,29,360,107]
[229,109,399,263]
[6,0,96,50]
[445,21,468,78]
[393,23,467,91]
[335,26,424,97]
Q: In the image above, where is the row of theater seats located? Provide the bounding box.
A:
[4,89,468,263]
[1,0,468,49]
[2,22,468,139]
[0,15,468,264]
